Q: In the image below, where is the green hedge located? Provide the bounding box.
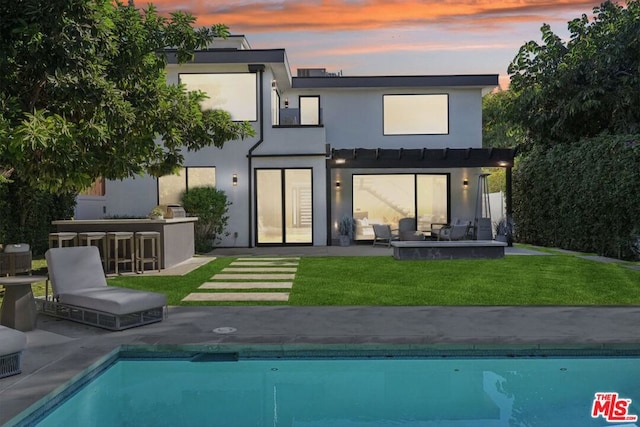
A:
[0,178,76,255]
[513,135,640,259]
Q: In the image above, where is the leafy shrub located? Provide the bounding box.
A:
[513,135,640,259]
[0,177,76,255]
[181,186,230,253]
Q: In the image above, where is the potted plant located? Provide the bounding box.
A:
[495,216,514,244]
[338,215,355,246]
[148,206,165,220]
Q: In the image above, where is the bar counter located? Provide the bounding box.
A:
[52,218,198,269]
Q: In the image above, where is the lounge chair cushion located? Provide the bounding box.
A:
[46,246,166,315]
[0,325,27,356]
[46,246,108,292]
[58,287,167,316]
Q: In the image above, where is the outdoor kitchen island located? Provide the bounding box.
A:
[51,217,198,269]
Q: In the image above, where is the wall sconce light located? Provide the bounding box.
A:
[284,98,289,108]
[335,182,341,189]
[232,174,238,186]
[463,178,469,188]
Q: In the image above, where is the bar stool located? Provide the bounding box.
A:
[48,232,78,248]
[78,232,108,271]
[106,232,134,275]
[134,232,161,273]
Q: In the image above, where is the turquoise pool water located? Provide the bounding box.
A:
[28,353,640,427]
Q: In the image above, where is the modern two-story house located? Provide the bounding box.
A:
[75,35,515,247]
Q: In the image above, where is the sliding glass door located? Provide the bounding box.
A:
[352,173,448,240]
[256,169,312,245]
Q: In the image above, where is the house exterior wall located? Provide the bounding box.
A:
[280,87,482,150]
[103,175,158,218]
[285,86,484,241]
[74,38,496,247]
[168,66,269,247]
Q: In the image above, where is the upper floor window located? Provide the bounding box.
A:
[299,96,320,125]
[383,94,449,135]
[158,167,216,205]
[179,73,257,121]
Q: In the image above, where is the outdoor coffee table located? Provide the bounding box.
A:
[0,275,47,331]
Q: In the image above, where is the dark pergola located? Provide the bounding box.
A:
[327,147,517,245]
[329,147,516,169]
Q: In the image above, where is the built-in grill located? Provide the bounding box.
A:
[165,205,186,219]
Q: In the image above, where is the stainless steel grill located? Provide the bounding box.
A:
[165,205,186,219]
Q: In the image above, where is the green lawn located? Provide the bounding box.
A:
[106,254,640,306]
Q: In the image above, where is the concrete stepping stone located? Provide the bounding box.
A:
[236,257,299,261]
[222,267,297,273]
[183,292,289,302]
[200,282,293,289]
[212,273,295,280]
[230,261,299,266]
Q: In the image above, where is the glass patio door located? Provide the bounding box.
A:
[256,169,312,245]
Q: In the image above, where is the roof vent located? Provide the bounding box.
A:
[297,68,343,77]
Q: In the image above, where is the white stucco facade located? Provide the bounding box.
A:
[75,36,513,247]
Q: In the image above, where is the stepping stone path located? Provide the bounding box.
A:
[182,257,299,302]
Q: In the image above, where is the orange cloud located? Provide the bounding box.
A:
[314,40,514,57]
[149,0,605,32]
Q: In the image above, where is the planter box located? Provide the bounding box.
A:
[391,240,507,260]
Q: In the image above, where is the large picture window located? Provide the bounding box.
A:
[158,167,216,205]
[383,94,448,135]
[179,73,257,121]
[352,174,448,240]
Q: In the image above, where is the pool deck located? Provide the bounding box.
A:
[2,245,640,425]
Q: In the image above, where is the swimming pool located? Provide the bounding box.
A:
[15,348,640,426]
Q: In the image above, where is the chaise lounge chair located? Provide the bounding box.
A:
[41,246,167,331]
[0,325,26,378]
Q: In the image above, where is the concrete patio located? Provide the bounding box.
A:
[1,244,639,425]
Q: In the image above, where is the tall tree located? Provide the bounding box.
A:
[507,0,640,147]
[0,0,254,193]
[482,90,526,149]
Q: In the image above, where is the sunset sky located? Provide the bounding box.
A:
[152,0,612,87]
